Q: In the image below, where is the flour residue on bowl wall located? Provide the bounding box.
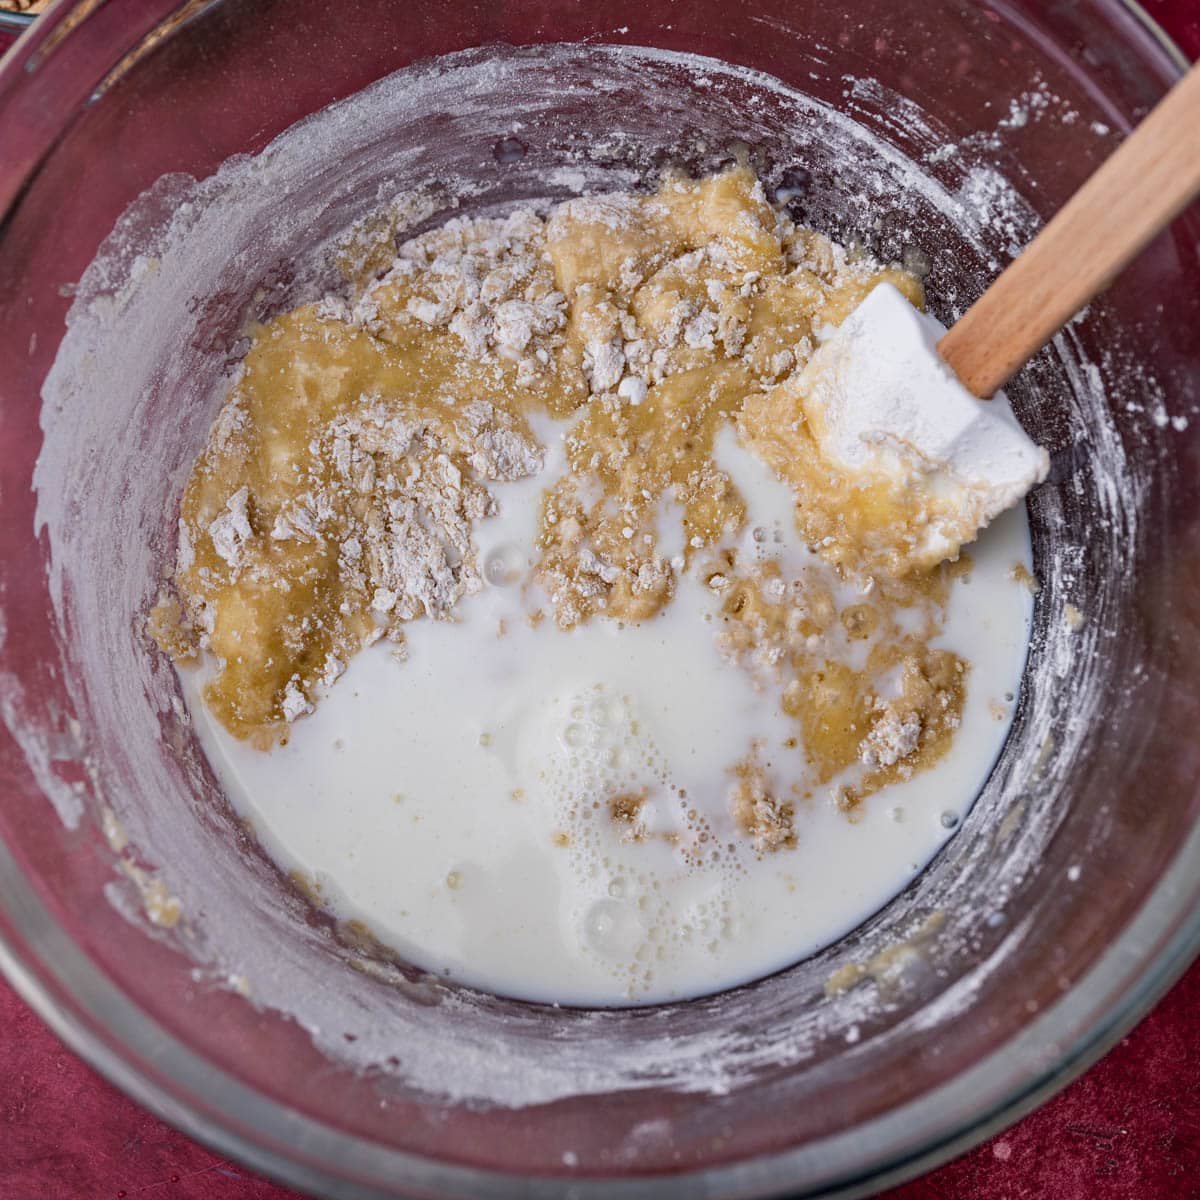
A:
[21,42,1156,1108]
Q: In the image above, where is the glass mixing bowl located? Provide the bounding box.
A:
[1,1,1198,1196]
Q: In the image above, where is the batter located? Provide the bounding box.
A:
[155,168,1042,1003]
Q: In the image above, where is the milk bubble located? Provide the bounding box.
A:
[583,898,644,959]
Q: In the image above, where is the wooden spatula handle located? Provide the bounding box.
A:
[938,63,1200,399]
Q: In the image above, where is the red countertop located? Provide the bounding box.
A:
[2,3,1198,1197]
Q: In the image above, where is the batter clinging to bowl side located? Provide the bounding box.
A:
[152,168,1044,1003]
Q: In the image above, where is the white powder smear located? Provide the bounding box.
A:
[19,43,1150,1110]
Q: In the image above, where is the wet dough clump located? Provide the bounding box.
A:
[155,167,967,840]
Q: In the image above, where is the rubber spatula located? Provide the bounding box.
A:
[797,61,1200,562]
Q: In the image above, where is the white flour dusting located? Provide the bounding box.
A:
[16,42,1158,1113]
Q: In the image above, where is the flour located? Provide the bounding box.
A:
[159,205,565,737]
[730,758,797,852]
[861,703,923,769]
[256,400,539,640]
[206,487,252,573]
[317,407,495,624]
[352,207,568,384]
[24,40,1149,1114]
[459,400,544,480]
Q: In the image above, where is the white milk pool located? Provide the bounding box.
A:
[187,423,1034,1007]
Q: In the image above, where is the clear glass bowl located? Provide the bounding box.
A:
[1,1,1198,1197]
[0,8,36,36]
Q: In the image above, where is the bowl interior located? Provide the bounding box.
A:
[1,0,1199,1194]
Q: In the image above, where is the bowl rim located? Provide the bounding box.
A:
[0,1,1195,1197]
[0,12,35,35]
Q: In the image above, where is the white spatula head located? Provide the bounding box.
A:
[798,282,1049,567]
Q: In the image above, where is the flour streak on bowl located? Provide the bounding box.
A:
[26,43,1139,1107]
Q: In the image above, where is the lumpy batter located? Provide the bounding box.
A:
[156,168,1039,1003]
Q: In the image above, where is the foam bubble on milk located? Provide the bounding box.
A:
[513,679,747,995]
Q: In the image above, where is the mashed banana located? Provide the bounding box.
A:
[154,168,965,831]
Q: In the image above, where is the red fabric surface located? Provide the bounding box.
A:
[1145,0,1200,57]
[1,3,1199,1198]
